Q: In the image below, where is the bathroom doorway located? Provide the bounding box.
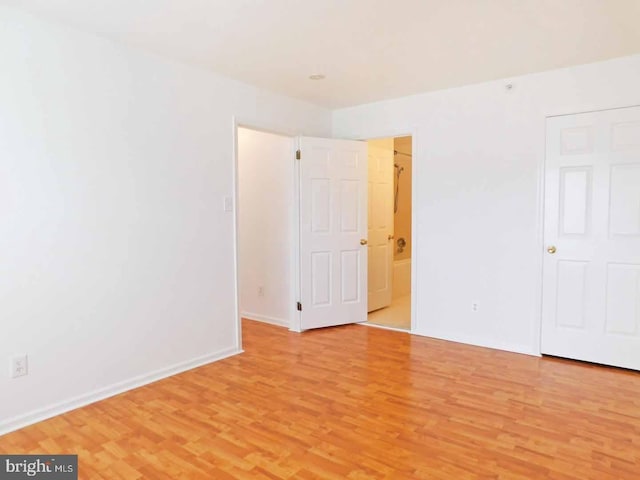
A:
[365,136,412,330]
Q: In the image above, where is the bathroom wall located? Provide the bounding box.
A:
[393,136,412,260]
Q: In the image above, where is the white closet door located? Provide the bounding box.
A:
[541,105,640,370]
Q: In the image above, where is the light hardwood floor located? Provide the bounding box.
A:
[1,319,639,479]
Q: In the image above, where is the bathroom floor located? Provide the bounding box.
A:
[365,294,411,330]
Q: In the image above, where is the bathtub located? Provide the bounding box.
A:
[392,258,411,300]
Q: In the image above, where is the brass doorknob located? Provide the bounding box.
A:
[547,246,557,254]
[360,239,368,245]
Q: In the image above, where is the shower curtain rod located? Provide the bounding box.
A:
[394,150,412,157]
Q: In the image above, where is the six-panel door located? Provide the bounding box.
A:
[299,137,368,330]
[541,106,640,370]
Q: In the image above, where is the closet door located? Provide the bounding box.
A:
[541,105,640,370]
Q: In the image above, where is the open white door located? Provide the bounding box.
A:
[541,105,640,370]
[298,136,368,330]
[367,138,394,312]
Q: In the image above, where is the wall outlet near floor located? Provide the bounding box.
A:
[258,286,264,297]
[471,302,479,312]
[11,354,28,378]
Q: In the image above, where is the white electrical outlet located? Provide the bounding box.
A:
[258,286,264,297]
[11,355,28,378]
[471,302,479,312]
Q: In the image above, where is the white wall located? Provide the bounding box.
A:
[333,54,640,355]
[237,128,293,327]
[0,6,330,434]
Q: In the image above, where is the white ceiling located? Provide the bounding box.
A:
[4,0,640,108]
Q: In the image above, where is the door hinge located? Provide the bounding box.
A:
[295,149,301,160]
[297,302,302,311]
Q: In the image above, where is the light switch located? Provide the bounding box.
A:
[224,196,233,212]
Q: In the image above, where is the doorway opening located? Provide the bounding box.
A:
[365,136,413,331]
[235,128,413,334]
[236,126,297,331]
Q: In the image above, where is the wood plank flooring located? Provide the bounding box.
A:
[1,319,640,479]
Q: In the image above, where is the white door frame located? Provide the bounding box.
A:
[231,117,301,351]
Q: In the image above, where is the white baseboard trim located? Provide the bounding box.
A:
[0,346,243,437]
[412,329,540,357]
[360,322,410,333]
[241,311,289,328]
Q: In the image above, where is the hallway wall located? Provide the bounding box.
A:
[238,128,293,327]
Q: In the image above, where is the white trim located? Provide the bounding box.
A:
[0,347,242,437]
[231,118,243,352]
[360,322,410,333]
[241,311,289,328]
[290,136,302,332]
[545,102,640,119]
[531,113,546,356]
[411,329,540,357]
[409,131,419,335]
